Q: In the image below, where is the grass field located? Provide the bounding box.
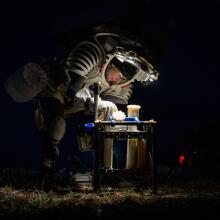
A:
[0,167,220,219]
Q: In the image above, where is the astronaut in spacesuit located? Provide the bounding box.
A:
[5,25,159,188]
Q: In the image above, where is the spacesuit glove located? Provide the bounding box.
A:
[88,98,118,115]
[98,100,118,115]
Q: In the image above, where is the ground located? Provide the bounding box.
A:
[0,167,220,219]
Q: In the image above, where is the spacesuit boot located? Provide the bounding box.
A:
[39,138,60,191]
[39,161,56,192]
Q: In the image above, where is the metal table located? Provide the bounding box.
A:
[92,120,158,194]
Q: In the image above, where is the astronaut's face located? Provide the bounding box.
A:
[106,64,125,84]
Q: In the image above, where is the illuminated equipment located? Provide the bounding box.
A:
[92,118,157,194]
[179,154,185,166]
[126,105,141,169]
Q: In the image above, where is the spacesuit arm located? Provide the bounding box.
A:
[101,84,133,104]
[73,87,118,115]
[65,41,104,78]
[63,39,105,101]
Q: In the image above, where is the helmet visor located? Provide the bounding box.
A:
[110,57,138,80]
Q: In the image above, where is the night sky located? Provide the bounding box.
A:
[0,1,219,170]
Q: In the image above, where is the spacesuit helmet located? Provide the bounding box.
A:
[104,47,159,87]
[110,57,137,80]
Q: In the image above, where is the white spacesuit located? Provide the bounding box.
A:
[5,25,159,187]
